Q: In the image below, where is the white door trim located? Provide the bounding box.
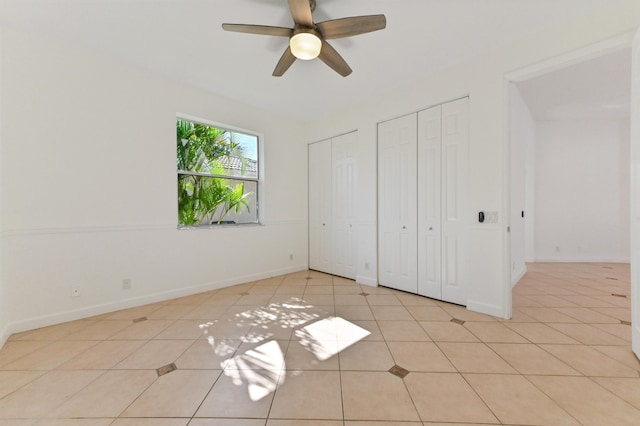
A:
[630,27,640,357]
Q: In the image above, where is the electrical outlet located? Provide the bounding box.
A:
[70,286,81,298]
[122,278,132,290]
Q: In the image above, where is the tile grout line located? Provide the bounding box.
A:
[518,372,585,425]
[333,277,347,426]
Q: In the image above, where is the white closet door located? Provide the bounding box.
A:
[441,98,469,305]
[378,114,418,293]
[309,139,332,274]
[417,105,442,299]
[332,132,357,279]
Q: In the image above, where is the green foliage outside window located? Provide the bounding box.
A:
[177,119,254,226]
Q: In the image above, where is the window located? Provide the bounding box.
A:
[177,117,260,227]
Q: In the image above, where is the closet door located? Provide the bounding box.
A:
[332,132,357,279]
[309,139,332,274]
[417,106,442,299]
[441,98,469,305]
[378,114,418,293]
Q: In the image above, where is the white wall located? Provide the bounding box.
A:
[0,28,309,342]
[510,86,536,285]
[534,119,630,262]
[303,2,640,318]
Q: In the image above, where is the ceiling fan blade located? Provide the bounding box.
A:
[288,0,313,27]
[222,23,293,37]
[318,41,352,77]
[273,47,297,77]
[317,15,387,39]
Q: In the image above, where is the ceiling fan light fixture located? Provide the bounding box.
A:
[290,30,322,60]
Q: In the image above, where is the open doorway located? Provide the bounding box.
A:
[510,46,632,289]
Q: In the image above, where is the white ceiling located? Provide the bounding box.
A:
[0,0,629,121]
[517,47,632,121]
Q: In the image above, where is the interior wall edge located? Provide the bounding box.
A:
[0,327,8,351]
[511,265,527,288]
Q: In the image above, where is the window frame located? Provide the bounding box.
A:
[176,113,264,228]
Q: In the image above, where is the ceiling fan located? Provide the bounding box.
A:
[222,0,386,77]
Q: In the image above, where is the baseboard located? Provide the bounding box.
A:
[2,263,308,342]
[511,265,527,288]
[356,275,378,287]
[466,299,507,319]
[533,257,630,263]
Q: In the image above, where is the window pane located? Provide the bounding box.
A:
[219,179,258,224]
[229,132,259,178]
[178,174,258,226]
[177,119,258,178]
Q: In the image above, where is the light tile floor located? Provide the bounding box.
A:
[0,263,639,425]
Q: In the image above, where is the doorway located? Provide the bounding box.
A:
[506,34,635,334]
[511,47,631,279]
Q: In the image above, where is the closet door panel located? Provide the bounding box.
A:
[378,123,398,286]
[378,114,418,293]
[309,139,332,274]
[332,132,357,279]
[418,106,442,299]
[441,98,469,305]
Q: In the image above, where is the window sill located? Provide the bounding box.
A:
[177,222,264,230]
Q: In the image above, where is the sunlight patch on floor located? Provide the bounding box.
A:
[209,307,371,401]
[224,340,286,401]
[297,316,371,361]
